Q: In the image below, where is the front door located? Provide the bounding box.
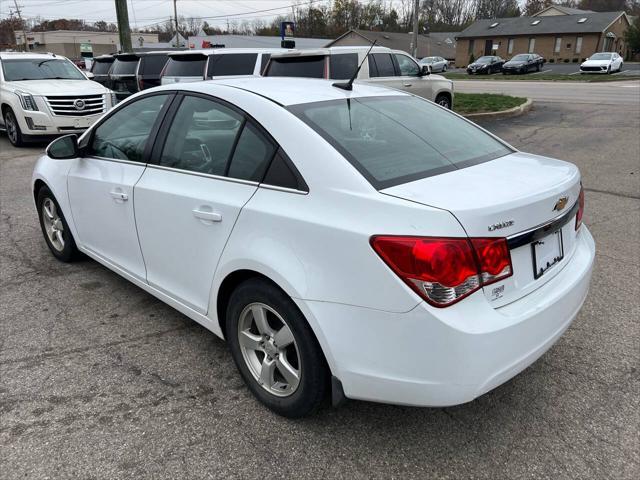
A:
[365,52,433,102]
[134,93,277,313]
[67,93,171,280]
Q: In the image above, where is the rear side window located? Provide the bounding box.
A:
[227,122,276,181]
[164,55,206,77]
[329,53,358,80]
[266,56,325,78]
[368,53,395,77]
[262,149,307,191]
[289,96,512,189]
[260,54,271,75]
[92,60,113,74]
[207,53,257,77]
[140,54,168,75]
[111,57,139,75]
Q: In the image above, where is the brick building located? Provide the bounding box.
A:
[454,8,631,66]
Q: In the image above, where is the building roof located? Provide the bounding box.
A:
[532,5,593,16]
[456,11,626,38]
[187,35,328,50]
[326,29,458,59]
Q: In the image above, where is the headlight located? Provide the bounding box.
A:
[15,90,38,111]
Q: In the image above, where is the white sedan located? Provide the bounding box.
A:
[580,52,623,74]
[33,78,595,417]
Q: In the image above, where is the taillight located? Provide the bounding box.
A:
[138,77,144,91]
[371,236,512,307]
[575,184,584,230]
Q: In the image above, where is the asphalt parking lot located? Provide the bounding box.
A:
[1,83,639,478]
[450,61,640,76]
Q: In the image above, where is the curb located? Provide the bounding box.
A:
[462,98,533,120]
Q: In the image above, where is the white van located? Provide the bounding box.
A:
[161,48,279,85]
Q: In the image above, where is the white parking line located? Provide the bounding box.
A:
[569,71,583,75]
[532,69,552,75]
[611,70,625,75]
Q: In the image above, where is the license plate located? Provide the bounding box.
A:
[73,117,91,128]
[531,229,564,279]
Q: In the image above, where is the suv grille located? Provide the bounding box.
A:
[45,95,105,117]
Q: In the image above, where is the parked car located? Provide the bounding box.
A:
[0,52,115,147]
[580,52,623,74]
[419,56,449,73]
[502,53,545,74]
[264,46,454,109]
[160,48,277,85]
[108,52,170,100]
[466,55,505,74]
[90,54,115,87]
[33,77,594,417]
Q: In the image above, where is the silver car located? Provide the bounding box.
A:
[419,56,449,73]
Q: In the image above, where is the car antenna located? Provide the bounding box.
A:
[333,40,377,91]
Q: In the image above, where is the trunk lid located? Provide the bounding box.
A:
[381,152,582,307]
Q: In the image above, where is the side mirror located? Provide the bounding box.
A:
[46,134,79,160]
[420,64,431,76]
[85,71,95,80]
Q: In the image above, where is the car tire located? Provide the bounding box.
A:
[442,65,447,72]
[3,107,25,147]
[607,66,611,74]
[36,186,79,262]
[225,278,329,418]
[536,64,541,72]
[435,94,451,109]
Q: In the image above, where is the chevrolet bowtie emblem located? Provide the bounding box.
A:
[553,196,569,212]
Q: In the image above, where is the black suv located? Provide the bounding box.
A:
[108,52,169,100]
[89,54,115,87]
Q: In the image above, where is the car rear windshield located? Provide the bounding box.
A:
[164,55,206,77]
[207,53,257,77]
[91,59,114,74]
[111,57,139,75]
[1,58,86,81]
[289,96,512,189]
[329,53,358,80]
[140,54,168,75]
[266,56,325,78]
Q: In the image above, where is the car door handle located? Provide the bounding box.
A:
[192,209,222,222]
[109,190,128,201]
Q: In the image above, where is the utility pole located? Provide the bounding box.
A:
[114,0,132,52]
[411,0,419,58]
[13,0,26,51]
[173,0,181,47]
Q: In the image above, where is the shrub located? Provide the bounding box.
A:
[469,53,475,64]
[549,58,555,63]
[563,58,570,63]
[572,58,579,63]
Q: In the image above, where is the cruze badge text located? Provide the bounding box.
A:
[488,220,514,232]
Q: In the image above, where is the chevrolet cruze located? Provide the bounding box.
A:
[32,78,595,417]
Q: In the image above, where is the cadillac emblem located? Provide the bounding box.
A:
[74,99,86,111]
[553,196,569,212]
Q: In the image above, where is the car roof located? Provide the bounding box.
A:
[270,46,393,58]
[155,77,407,106]
[168,48,280,57]
[0,51,67,61]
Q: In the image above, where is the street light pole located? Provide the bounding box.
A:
[173,0,181,47]
[114,0,132,52]
[412,0,419,58]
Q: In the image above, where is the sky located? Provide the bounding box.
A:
[0,0,316,30]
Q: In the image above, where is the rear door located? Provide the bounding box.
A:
[134,93,277,313]
[67,93,173,280]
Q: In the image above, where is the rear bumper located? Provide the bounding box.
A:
[298,226,595,407]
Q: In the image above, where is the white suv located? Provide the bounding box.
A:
[0,52,115,147]
[264,46,454,109]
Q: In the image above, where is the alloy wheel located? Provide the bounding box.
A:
[5,111,17,144]
[42,198,65,251]
[237,302,301,397]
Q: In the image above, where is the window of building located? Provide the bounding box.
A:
[468,39,475,55]
[554,37,562,54]
[528,37,536,53]
[507,38,514,54]
[531,20,541,26]
[576,36,583,54]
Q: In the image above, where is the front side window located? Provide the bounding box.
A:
[266,56,325,78]
[368,53,395,77]
[89,94,168,161]
[159,95,243,176]
[207,53,258,77]
[2,58,85,81]
[394,54,420,76]
[329,53,358,80]
[289,96,512,189]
